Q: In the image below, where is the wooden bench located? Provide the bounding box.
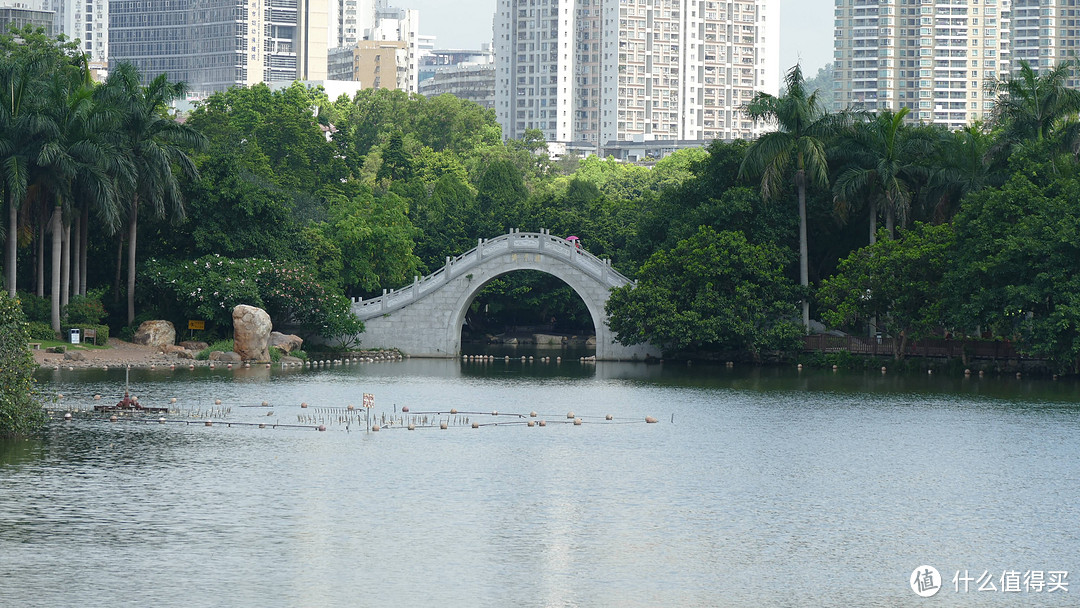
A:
[83,328,97,345]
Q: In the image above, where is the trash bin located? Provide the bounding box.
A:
[69,328,81,345]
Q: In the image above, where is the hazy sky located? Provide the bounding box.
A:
[401,0,834,78]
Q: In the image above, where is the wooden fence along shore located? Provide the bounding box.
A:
[803,335,1027,360]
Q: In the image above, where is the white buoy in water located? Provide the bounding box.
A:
[527,421,535,427]
[64,412,71,420]
[94,394,102,400]
[261,401,269,407]
[301,402,309,408]
[170,397,177,403]
[158,418,166,424]
[401,406,410,412]
[471,422,479,428]
[259,423,266,429]
[645,416,658,424]
[450,408,458,414]
[347,404,355,411]
[530,411,537,417]
[407,424,415,431]
[205,421,212,427]
[440,422,448,430]
[605,414,613,421]
[58,394,63,399]
[573,418,582,426]
[491,410,498,416]
[318,425,327,432]
[538,420,547,427]
[566,411,575,419]
[109,415,117,422]
[372,425,380,432]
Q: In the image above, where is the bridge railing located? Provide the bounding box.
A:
[351,229,633,319]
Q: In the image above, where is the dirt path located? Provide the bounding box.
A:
[33,338,202,369]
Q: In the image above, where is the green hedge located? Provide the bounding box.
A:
[26,322,57,341]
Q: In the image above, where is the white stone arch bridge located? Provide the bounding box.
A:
[350,229,659,361]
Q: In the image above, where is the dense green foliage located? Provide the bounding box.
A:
[818,223,953,357]
[142,255,362,339]
[606,227,802,358]
[5,39,1080,372]
[0,293,47,436]
[946,162,1080,371]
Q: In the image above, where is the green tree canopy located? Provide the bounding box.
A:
[605,226,802,358]
[818,222,953,358]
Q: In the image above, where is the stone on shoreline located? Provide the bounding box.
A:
[133,320,176,349]
[233,305,272,362]
[269,332,303,353]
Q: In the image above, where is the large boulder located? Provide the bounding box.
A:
[233,305,272,361]
[269,331,303,353]
[133,320,176,349]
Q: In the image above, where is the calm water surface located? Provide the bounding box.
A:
[2,360,1078,607]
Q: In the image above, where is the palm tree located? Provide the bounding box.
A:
[0,38,50,297]
[921,125,994,223]
[991,60,1080,144]
[833,108,932,243]
[739,63,844,330]
[35,62,128,329]
[103,63,204,325]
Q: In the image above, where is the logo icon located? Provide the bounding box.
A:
[911,565,942,597]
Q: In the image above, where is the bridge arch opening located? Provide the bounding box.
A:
[351,231,658,360]
[457,270,597,355]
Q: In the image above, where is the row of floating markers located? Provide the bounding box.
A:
[50,398,661,432]
[462,354,599,363]
[47,353,405,373]
[795,363,1033,379]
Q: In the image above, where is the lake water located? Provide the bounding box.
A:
[2,359,1078,607]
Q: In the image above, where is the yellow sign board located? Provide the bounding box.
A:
[188,320,205,330]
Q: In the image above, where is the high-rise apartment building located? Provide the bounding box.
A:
[833,0,1011,129]
[1010,0,1080,85]
[494,0,779,146]
[331,0,376,48]
[109,0,327,97]
[47,0,106,64]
